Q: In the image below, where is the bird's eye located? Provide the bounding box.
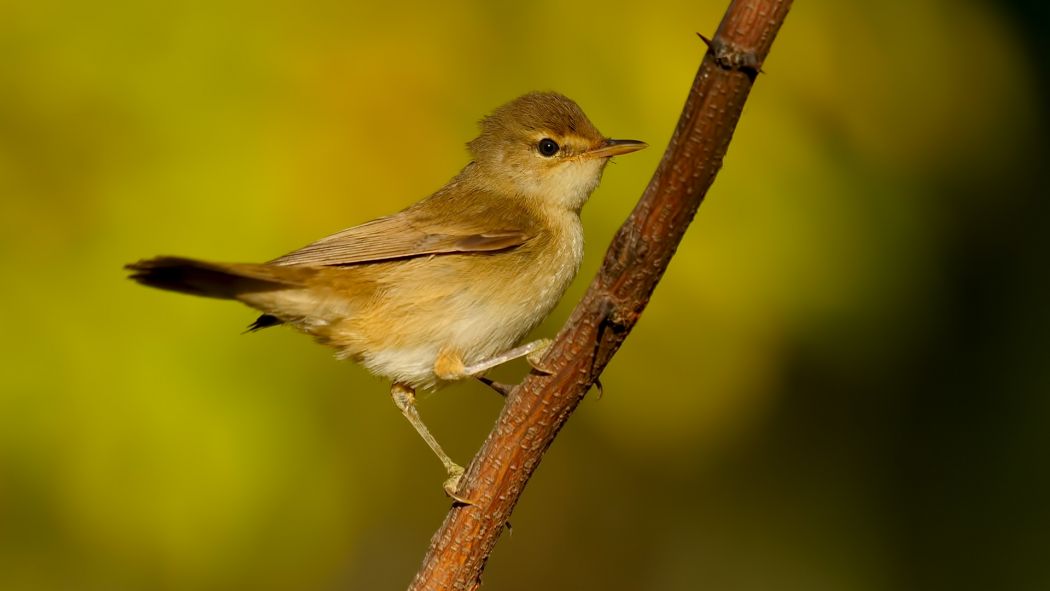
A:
[537,138,560,157]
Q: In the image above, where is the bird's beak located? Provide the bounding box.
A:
[583,138,649,159]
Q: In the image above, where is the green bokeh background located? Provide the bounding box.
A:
[2,1,1047,589]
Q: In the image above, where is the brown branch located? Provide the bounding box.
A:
[408,2,793,589]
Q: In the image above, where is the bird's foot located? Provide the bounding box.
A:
[443,463,474,505]
[525,338,554,375]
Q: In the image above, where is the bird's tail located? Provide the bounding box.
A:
[124,256,305,300]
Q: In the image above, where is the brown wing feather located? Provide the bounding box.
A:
[268,212,530,267]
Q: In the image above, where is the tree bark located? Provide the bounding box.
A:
[408,1,793,589]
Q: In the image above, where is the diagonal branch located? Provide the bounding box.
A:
[408,1,793,589]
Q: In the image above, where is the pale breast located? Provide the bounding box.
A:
[335,211,585,389]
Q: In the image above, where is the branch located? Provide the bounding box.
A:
[408,2,793,588]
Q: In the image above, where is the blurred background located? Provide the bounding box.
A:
[2,0,1047,589]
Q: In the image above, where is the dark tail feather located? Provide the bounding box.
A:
[125,256,292,299]
[245,314,283,332]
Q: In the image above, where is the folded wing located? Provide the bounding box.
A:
[268,213,530,267]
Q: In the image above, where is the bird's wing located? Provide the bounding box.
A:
[268,212,530,267]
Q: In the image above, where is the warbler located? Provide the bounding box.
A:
[126,91,646,498]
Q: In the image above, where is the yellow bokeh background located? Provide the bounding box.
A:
[2,1,1047,589]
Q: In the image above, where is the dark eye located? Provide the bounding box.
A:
[537,138,560,157]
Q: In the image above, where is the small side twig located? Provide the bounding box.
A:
[407,1,793,589]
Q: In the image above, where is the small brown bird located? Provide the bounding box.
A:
[126,92,646,498]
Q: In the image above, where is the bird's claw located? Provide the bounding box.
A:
[526,338,554,375]
[443,464,475,505]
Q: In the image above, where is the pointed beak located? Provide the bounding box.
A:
[583,138,649,159]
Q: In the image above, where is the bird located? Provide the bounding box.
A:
[126,91,647,499]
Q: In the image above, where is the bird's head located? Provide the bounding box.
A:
[467,92,647,210]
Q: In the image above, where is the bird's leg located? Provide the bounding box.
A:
[436,341,552,397]
[389,382,469,503]
[459,338,554,377]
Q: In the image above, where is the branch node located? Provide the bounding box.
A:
[701,33,764,79]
